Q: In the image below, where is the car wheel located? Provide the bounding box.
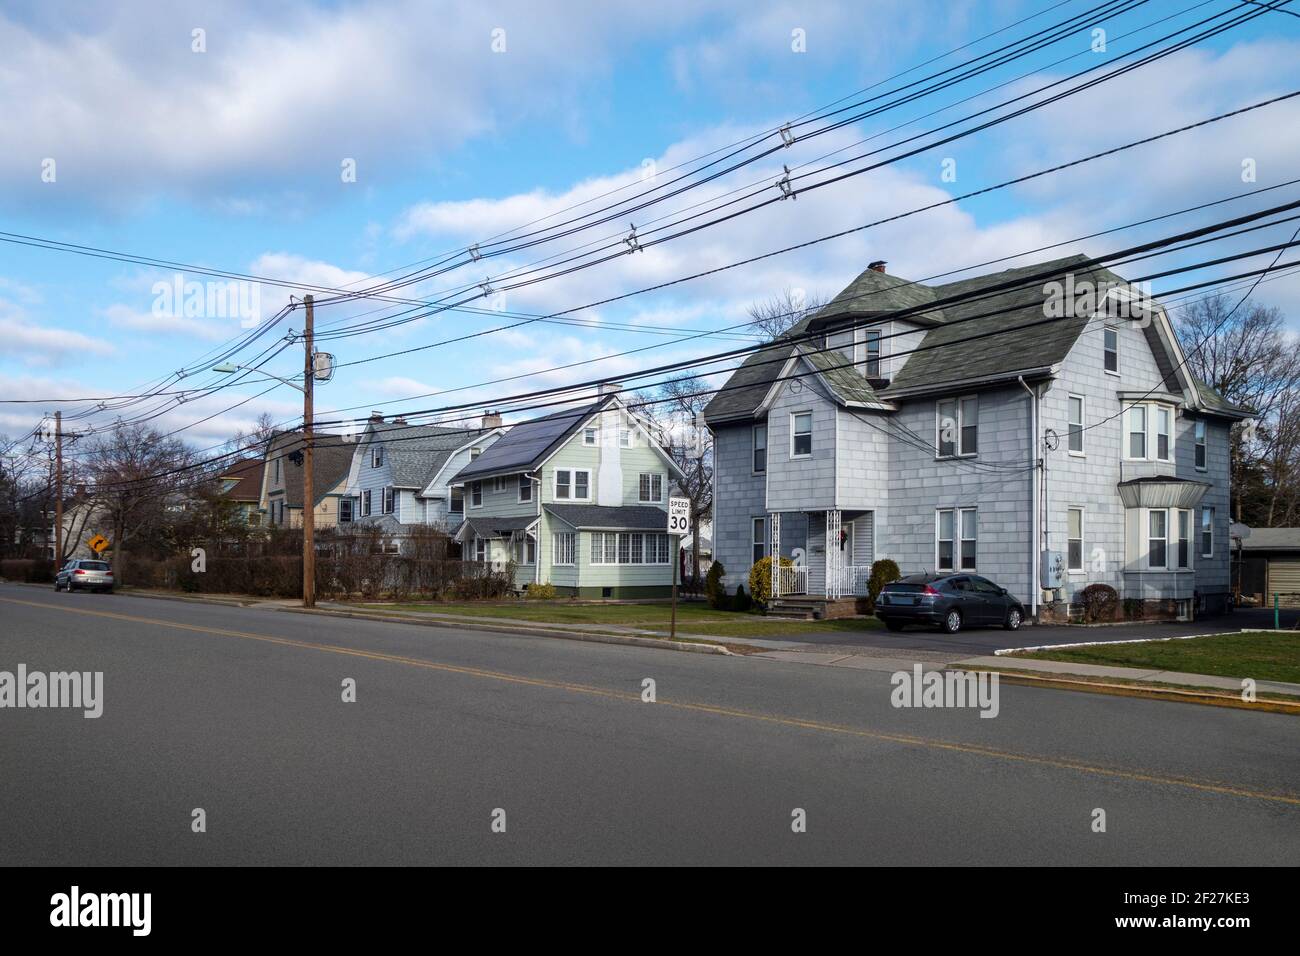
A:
[943,609,962,634]
[1004,607,1023,631]
[885,619,906,632]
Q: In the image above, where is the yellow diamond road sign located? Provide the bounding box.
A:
[88,534,109,554]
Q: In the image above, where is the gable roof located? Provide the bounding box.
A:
[1236,527,1300,551]
[266,431,355,508]
[217,457,265,502]
[451,398,611,483]
[793,346,882,406]
[364,421,488,488]
[814,265,946,327]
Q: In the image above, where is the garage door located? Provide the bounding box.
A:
[1267,558,1300,607]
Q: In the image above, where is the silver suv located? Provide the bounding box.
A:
[54,559,115,593]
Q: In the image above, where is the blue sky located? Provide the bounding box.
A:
[2,0,1298,448]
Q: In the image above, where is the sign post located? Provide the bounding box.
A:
[667,497,690,640]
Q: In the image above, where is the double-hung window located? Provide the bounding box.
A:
[474,537,487,563]
[1148,510,1168,569]
[470,481,482,508]
[937,508,977,571]
[583,427,598,447]
[1194,420,1207,470]
[552,532,576,566]
[1127,406,1147,459]
[1067,395,1085,454]
[1155,407,1172,462]
[1067,508,1084,572]
[362,489,372,517]
[1103,326,1119,374]
[518,474,533,502]
[856,328,881,377]
[1177,510,1191,569]
[449,487,464,515]
[371,446,383,468]
[493,476,508,493]
[339,498,354,523]
[936,397,978,458]
[638,473,663,502]
[752,517,766,565]
[790,412,813,458]
[752,423,767,474]
[1201,507,1214,557]
[554,469,590,501]
[382,487,395,515]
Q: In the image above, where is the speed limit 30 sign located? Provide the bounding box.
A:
[667,497,690,535]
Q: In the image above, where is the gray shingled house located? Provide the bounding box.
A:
[705,256,1250,623]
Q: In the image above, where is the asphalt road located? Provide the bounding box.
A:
[1,581,1296,865]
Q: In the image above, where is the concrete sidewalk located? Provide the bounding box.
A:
[956,654,1300,698]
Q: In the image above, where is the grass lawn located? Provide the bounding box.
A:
[1014,630,1300,684]
[359,600,883,638]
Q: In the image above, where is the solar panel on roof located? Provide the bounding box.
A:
[455,402,597,479]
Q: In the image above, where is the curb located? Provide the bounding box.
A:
[113,589,261,608]
[953,663,1300,714]
[279,606,734,656]
[994,629,1275,655]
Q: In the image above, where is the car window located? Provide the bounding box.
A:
[970,577,999,593]
[80,561,110,571]
[947,577,969,591]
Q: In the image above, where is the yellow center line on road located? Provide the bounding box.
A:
[5,594,1299,808]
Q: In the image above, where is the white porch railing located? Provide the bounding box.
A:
[778,564,808,596]
[830,564,873,598]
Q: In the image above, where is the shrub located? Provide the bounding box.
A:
[1081,583,1119,622]
[704,561,727,610]
[0,559,55,583]
[747,555,792,610]
[731,583,752,612]
[527,581,558,600]
[867,559,902,610]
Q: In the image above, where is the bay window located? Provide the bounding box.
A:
[1147,510,1167,569]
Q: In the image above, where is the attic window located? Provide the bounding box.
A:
[372,446,384,468]
[855,328,881,377]
[1103,327,1119,374]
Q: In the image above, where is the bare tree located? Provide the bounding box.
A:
[747,287,829,340]
[226,411,278,454]
[631,376,713,588]
[1175,294,1300,524]
[83,423,194,583]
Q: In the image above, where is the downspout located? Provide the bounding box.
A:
[1018,376,1040,619]
[532,471,541,586]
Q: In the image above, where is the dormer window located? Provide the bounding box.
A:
[856,328,881,377]
[371,446,384,468]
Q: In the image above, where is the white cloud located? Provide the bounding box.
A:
[0,298,115,367]
[102,303,234,342]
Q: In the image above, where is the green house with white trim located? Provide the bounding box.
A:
[449,390,686,598]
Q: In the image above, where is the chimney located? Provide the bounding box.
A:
[868,260,887,273]
[368,410,384,423]
[597,382,622,397]
[481,411,503,429]
[392,416,407,425]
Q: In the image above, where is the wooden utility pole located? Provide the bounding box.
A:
[53,410,64,564]
[302,295,316,608]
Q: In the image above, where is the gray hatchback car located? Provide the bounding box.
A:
[54,559,115,593]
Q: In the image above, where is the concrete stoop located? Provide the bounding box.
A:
[767,596,870,621]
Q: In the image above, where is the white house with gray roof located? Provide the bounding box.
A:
[705,255,1251,622]
[339,414,504,544]
[448,390,686,597]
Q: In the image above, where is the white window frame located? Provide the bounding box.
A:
[470,480,483,509]
[552,532,576,566]
[371,446,383,468]
[362,489,372,517]
[1147,508,1168,570]
[339,497,354,524]
[1194,419,1207,471]
[752,423,767,474]
[1123,402,1176,463]
[638,473,663,503]
[583,427,598,447]
[449,487,464,515]
[517,473,533,503]
[553,468,592,502]
[1103,325,1119,375]
[515,534,536,566]
[1067,507,1084,573]
[493,475,509,493]
[1177,508,1192,569]
[752,517,766,566]
[1201,507,1214,558]
[382,486,395,515]
[936,507,977,572]
[855,327,882,378]
[619,415,634,448]
[790,411,813,459]
[936,396,978,459]
[1067,394,1085,456]
[474,537,487,564]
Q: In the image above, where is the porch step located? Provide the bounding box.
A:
[768,596,870,621]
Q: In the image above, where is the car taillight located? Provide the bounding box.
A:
[923,585,940,595]
[74,569,86,575]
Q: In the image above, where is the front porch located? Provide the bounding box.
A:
[767,509,876,618]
